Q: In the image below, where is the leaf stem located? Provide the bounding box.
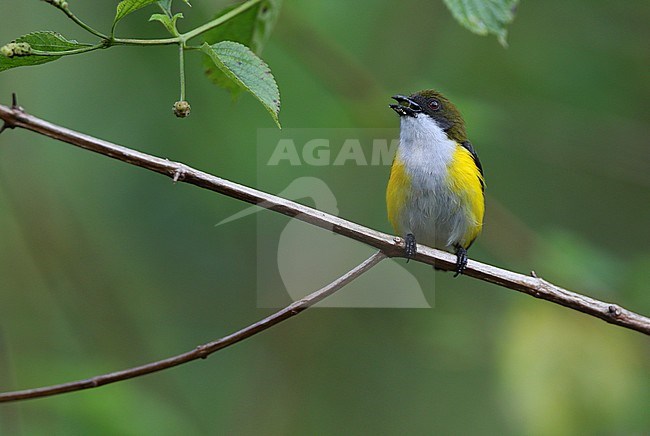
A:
[60,5,109,40]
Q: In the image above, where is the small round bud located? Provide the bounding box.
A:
[173,100,191,118]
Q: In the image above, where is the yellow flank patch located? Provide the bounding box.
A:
[386,156,410,234]
[447,145,485,247]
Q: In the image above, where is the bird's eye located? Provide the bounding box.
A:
[428,99,441,111]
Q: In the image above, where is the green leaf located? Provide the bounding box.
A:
[442,0,519,46]
[149,12,183,36]
[114,0,159,30]
[202,0,282,93]
[201,41,281,128]
[0,31,87,72]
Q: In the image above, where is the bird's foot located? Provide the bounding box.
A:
[405,233,416,262]
[453,246,468,277]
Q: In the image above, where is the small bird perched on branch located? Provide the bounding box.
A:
[387,89,485,276]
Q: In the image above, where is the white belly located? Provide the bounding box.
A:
[399,182,470,250]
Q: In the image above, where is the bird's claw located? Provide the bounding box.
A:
[405,233,416,262]
[453,246,468,277]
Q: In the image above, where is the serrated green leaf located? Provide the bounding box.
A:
[0,31,87,72]
[201,41,280,128]
[442,0,519,46]
[149,12,183,36]
[202,0,282,93]
[114,0,159,29]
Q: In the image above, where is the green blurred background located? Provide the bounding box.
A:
[1,0,649,434]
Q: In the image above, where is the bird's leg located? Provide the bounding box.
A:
[405,233,417,262]
[453,246,468,277]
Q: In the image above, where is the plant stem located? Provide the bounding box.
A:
[111,37,180,46]
[178,44,186,101]
[33,0,262,52]
[112,0,263,47]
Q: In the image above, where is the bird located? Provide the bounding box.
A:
[387,89,485,276]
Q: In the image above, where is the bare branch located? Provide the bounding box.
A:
[0,101,649,401]
[0,102,648,335]
[0,251,386,402]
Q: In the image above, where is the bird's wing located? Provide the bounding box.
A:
[461,140,484,192]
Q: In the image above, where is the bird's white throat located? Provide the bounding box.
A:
[397,114,456,189]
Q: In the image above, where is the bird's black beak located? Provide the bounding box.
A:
[390,95,422,117]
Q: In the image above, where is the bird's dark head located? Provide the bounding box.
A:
[390,89,467,143]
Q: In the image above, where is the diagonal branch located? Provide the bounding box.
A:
[0,101,649,401]
[0,102,648,335]
[0,251,386,402]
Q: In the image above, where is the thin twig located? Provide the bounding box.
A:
[0,251,386,402]
[48,1,109,40]
[0,102,649,401]
[0,102,648,336]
